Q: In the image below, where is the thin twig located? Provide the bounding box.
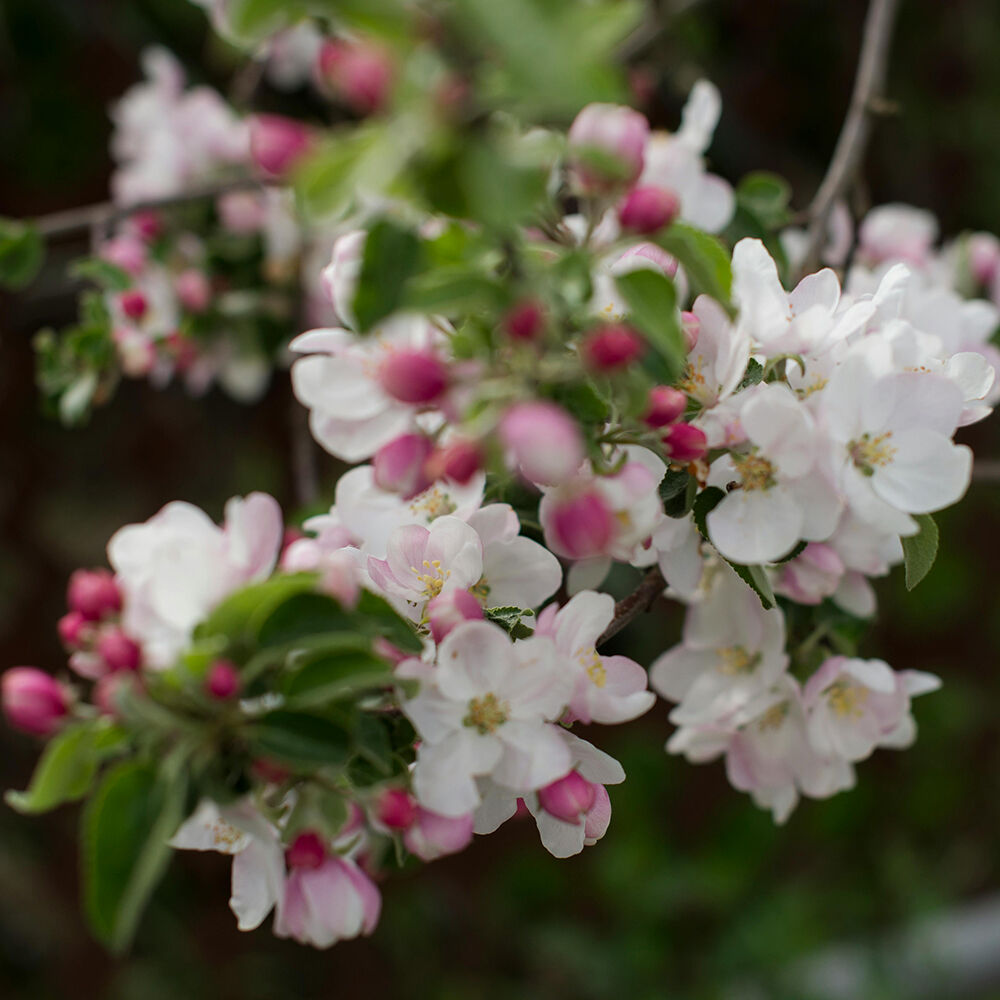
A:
[33,176,266,241]
[598,566,667,646]
[799,0,902,276]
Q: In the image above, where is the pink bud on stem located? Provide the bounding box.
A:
[2,668,71,736]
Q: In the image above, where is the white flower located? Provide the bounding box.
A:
[404,621,572,816]
[367,516,484,622]
[535,591,655,725]
[705,382,842,564]
[650,564,788,726]
[820,352,972,535]
[108,493,283,668]
[650,513,704,600]
[678,294,750,410]
[803,656,941,762]
[640,80,735,233]
[170,799,286,931]
[857,203,939,268]
[290,315,445,462]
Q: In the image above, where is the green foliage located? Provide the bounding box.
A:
[248,711,351,767]
[736,172,792,229]
[614,268,686,382]
[902,513,939,590]
[0,217,44,289]
[281,649,394,708]
[82,759,188,952]
[353,219,424,331]
[657,221,733,309]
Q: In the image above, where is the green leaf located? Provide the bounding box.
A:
[902,513,939,590]
[402,268,504,315]
[256,591,354,648]
[249,711,351,767]
[614,268,686,382]
[70,257,132,292]
[484,605,534,636]
[282,650,393,708]
[194,574,318,647]
[0,217,44,289]
[6,721,101,814]
[353,219,423,332]
[737,358,765,391]
[82,759,187,952]
[355,590,423,653]
[736,172,792,229]
[657,222,733,309]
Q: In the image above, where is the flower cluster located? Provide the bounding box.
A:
[5,0,999,958]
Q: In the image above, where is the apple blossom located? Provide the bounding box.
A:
[2,668,71,737]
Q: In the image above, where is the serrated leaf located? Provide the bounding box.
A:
[902,513,939,590]
[736,358,764,391]
[614,268,686,381]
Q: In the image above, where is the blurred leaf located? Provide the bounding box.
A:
[657,222,733,308]
[353,219,423,331]
[615,268,686,381]
[737,171,792,228]
[282,650,393,707]
[902,513,939,590]
[6,721,101,814]
[355,589,423,653]
[737,358,765,390]
[82,759,187,953]
[0,217,44,289]
[194,574,318,648]
[249,711,351,766]
[70,256,132,291]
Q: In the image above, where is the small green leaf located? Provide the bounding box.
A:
[6,721,101,814]
[737,358,765,391]
[657,222,733,309]
[736,172,792,229]
[484,605,534,635]
[82,759,187,952]
[70,257,132,292]
[902,513,939,590]
[353,219,423,332]
[249,711,351,766]
[614,268,686,381]
[0,217,44,289]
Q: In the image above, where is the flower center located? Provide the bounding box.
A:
[470,578,491,602]
[732,452,776,491]
[678,357,707,399]
[717,645,760,675]
[849,432,896,476]
[577,647,607,688]
[409,486,457,521]
[411,559,450,599]
[756,701,789,732]
[463,692,509,734]
[825,678,868,717]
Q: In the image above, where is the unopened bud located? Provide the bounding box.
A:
[582,324,644,371]
[546,490,616,559]
[286,830,327,870]
[67,569,121,622]
[175,269,211,313]
[537,770,596,824]
[249,114,313,179]
[205,659,241,700]
[424,439,482,485]
[502,299,545,342]
[618,185,680,234]
[373,434,434,499]
[567,103,649,193]
[120,290,148,321]
[376,788,417,830]
[57,611,89,649]
[318,39,394,116]
[643,386,686,428]
[662,422,707,462]
[426,589,484,644]
[499,401,584,486]
[2,668,71,737]
[97,628,142,673]
[377,349,448,405]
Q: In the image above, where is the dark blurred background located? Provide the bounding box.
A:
[2,1,1000,997]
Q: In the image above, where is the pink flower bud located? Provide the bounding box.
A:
[618,186,680,234]
[58,611,89,649]
[205,659,241,699]
[249,114,313,179]
[286,831,327,870]
[373,434,434,499]
[377,349,448,405]
[662,422,707,463]
[582,324,645,371]
[130,210,162,242]
[119,290,148,321]
[318,39,394,116]
[499,401,584,486]
[426,589,484,644]
[217,190,267,233]
[99,235,148,277]
[644,386,687,428]
[251,758,291,785]
[568,103,649,193]
[583,783,612,842]
[424,439,482,485]
[97,628,142,672]
[538,770,596,824]
[546,490,616,559]
[502,299,545,341]
[164,330,198,372]
[175,269,211,313]
[67,569,121,622]
[2,668,70,736]
[375,788,417,830]
[968,233,1000,286]
[404,808,474,861]
[681,310,700,352]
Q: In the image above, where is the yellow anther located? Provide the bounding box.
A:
[849,432,896,475]
[716,645,760,675]
[732,452,776,492]
[825,678,868,718]
[463,692,510,734]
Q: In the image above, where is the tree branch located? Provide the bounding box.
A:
[799,0,902,276]
[598,566,667,646]
[34,176,266,241]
